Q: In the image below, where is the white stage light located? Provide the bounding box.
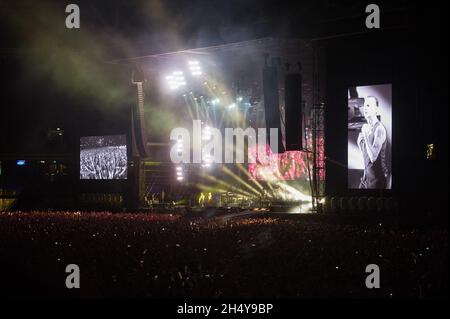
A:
[211,98,220,106]
[175,165,184,181]
[188,60,202,76]
[165,71,186,90]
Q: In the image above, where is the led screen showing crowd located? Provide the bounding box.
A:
[80,135,127,180]
[348,84,392,189]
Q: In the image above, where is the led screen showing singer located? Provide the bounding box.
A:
[348,84,392,189]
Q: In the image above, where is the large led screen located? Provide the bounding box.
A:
[248,145,309,181]
[80,135,127,180]
[348,84,392,189]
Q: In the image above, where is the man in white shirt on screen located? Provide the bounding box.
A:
[357,96,388,189]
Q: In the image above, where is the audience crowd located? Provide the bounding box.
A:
[0,211,447,298]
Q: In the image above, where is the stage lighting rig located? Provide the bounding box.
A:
[201,125,214,169]
[165,71,186,90]
[211,98,220,106]
[176,165,184,181]
[188,60,202,76]
[175,138,185,181]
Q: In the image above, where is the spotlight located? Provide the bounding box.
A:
[175,165,184,182]
[201,125,214,168]
[237,96,243,102]
[188,60,202,76]
[228,103,236,109]
[202,126,212,140]
[165,71,186,90]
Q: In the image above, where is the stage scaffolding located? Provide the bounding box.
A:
[310,103,326,210]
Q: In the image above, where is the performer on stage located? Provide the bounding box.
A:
[357,96,388,189]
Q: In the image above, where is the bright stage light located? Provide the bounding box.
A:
[175,165,184,181]
[236,96,243,102]
[176,139,183,154]
[228,103,236,109]
[201,125,214,168]
[188,60,202,76]
[202,125,212,141]
[211,98,220,106]
[165,71,186,90]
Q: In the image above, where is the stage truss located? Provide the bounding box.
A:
[310,103,326,210]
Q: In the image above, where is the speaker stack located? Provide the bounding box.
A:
[284,68,303,151]
[262,60,284,154]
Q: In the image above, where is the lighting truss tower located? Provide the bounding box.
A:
[311,103,325,210]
